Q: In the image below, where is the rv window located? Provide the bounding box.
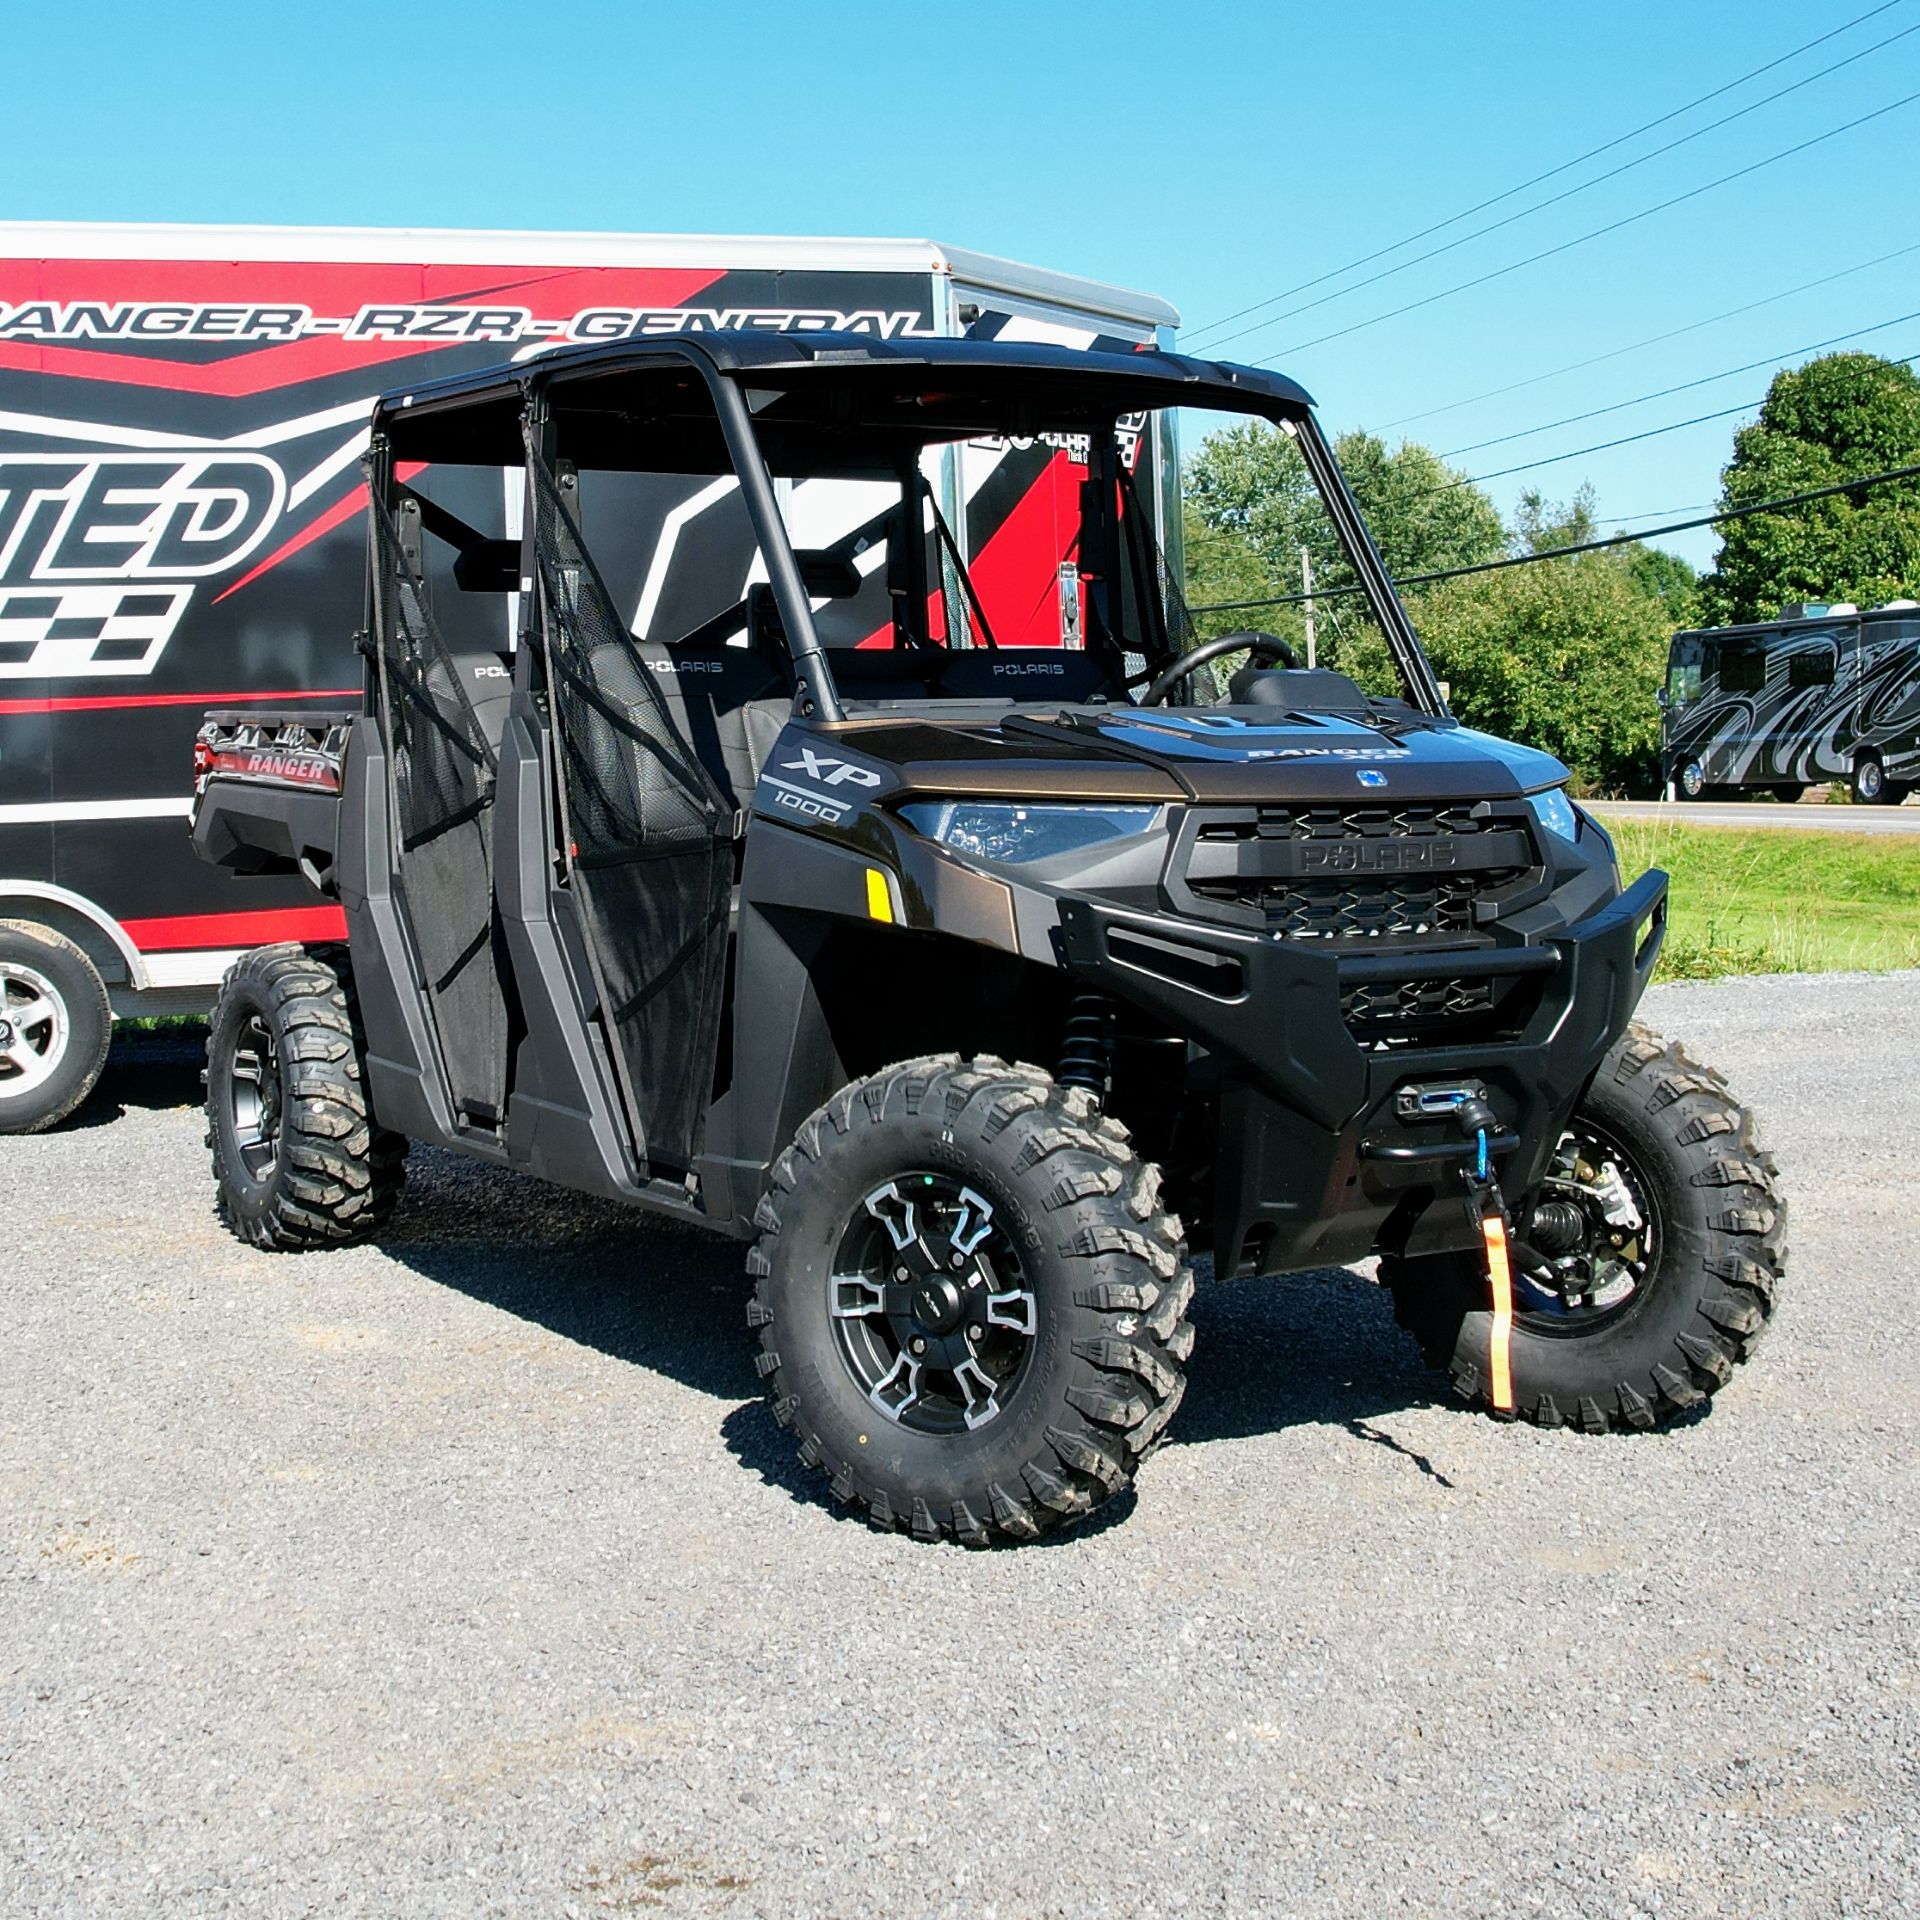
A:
[1716,646,1766,694]
[1666,662,1701,705]
[1787,646,1836,689]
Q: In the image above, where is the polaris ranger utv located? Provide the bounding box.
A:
[190,332,1784,1545]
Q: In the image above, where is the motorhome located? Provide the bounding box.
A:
[1660,600,1920,804]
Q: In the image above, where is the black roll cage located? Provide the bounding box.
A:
[367,333,1450,725]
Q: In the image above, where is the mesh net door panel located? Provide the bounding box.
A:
[369,499,511,1123]
[524,448,734,1172]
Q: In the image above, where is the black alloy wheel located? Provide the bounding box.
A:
[206,944,407,1250]
[829,1173,1040,1435]
[750,1055,1196,1545]
[1511,1117,1662,1328]
[227,1010,285,1181]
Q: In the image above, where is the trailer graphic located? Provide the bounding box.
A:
[1660,601,1920,804]
[0,224,1177,1130]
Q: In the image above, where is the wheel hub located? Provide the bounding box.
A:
[0,960,70,1097]
[829,1174,1039,1434]
[1522,1122,1660,1316]
[910,1273,966,1334]
[228,1012,284,1181]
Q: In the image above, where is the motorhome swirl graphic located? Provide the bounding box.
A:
[1660,601,1920,804]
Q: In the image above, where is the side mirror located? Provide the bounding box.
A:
[1654,687,1671,710]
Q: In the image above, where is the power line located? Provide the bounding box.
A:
[1182,0,1909,347]
[1377,239,1920,432]
[1601,502,1716,525]
[1248,89,1920,366]
[1195,17,1920,357]
[1185,462,1920,615]
[1437,307,1920,458]
[1452,399,1772,487]
[1420,339,1919,495]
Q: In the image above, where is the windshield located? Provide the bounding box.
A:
[376,350,1446,721]
[736,384,1443,716]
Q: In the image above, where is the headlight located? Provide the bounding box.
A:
[1527,787,1581,845]
[898,800,1160,864]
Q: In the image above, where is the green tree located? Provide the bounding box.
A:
[1623,542,1700,627]
[1183,421,1504,668]
[1180,500,1282,642]
[1408,544,1671,793]
[1704,351,1920,624]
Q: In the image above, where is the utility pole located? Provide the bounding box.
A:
[1301,547,1316,669]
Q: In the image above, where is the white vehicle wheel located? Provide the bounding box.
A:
[0,959,69,1094]
[0,921,111,1133]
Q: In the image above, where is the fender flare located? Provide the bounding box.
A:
[0,879,147,990]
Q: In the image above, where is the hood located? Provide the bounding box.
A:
[837,704,1569,806]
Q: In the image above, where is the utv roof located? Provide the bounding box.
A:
[373,333,1314,470]
[374,332,1313,426]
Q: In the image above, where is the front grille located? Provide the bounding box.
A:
[1212,801,1492,843]
[1174,802,1539,946]
[1227,870,1518,942]
[1170,799,1546,1046]
[1341,974,1496,1031]
[1338,971,1533,1050]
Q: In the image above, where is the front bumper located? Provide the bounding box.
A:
[1057,868,1668,1276]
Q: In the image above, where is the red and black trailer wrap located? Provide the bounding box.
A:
[0,228,1177,1098]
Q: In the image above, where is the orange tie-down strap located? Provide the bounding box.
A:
[1482,1212,1516,1413]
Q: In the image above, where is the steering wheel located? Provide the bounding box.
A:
[1137,629,1302,706]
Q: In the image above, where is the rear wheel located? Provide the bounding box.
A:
[1852,754,1892,805]
[1382,1025,1783,1432]
[206,943,406,1250]
[0,920,111,1135]
[749,1056,1194,1544]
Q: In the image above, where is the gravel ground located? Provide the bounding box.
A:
[3,974,1917,1919]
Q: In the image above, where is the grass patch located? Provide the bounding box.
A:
[1610,819,1920,981]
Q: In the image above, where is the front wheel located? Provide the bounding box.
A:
[1675,758,1711,801]
[749,1056,1195,1544]
[1382,1025,1784,1431]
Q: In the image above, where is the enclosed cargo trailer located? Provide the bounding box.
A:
[0,222,1177,1127]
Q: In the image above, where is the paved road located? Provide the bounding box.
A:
[1587,797,1920,835]
[5,977,1918,1919]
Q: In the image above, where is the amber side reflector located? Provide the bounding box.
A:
[865,868,894,924]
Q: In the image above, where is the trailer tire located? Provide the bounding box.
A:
[0,919,112,1135]
[748,1055,1194,1545]
[206,943,406,1251]
[1381,1024,1783,1433]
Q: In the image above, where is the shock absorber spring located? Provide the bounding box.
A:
[1057,989,1116,1107]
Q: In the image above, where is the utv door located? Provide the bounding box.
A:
[364,475,513,1131]
[520,431,735,1177]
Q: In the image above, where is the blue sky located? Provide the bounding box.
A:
[9,0,1915,571]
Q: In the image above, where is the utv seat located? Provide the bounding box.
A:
[588,640,791,819]
[443,647,518,751]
